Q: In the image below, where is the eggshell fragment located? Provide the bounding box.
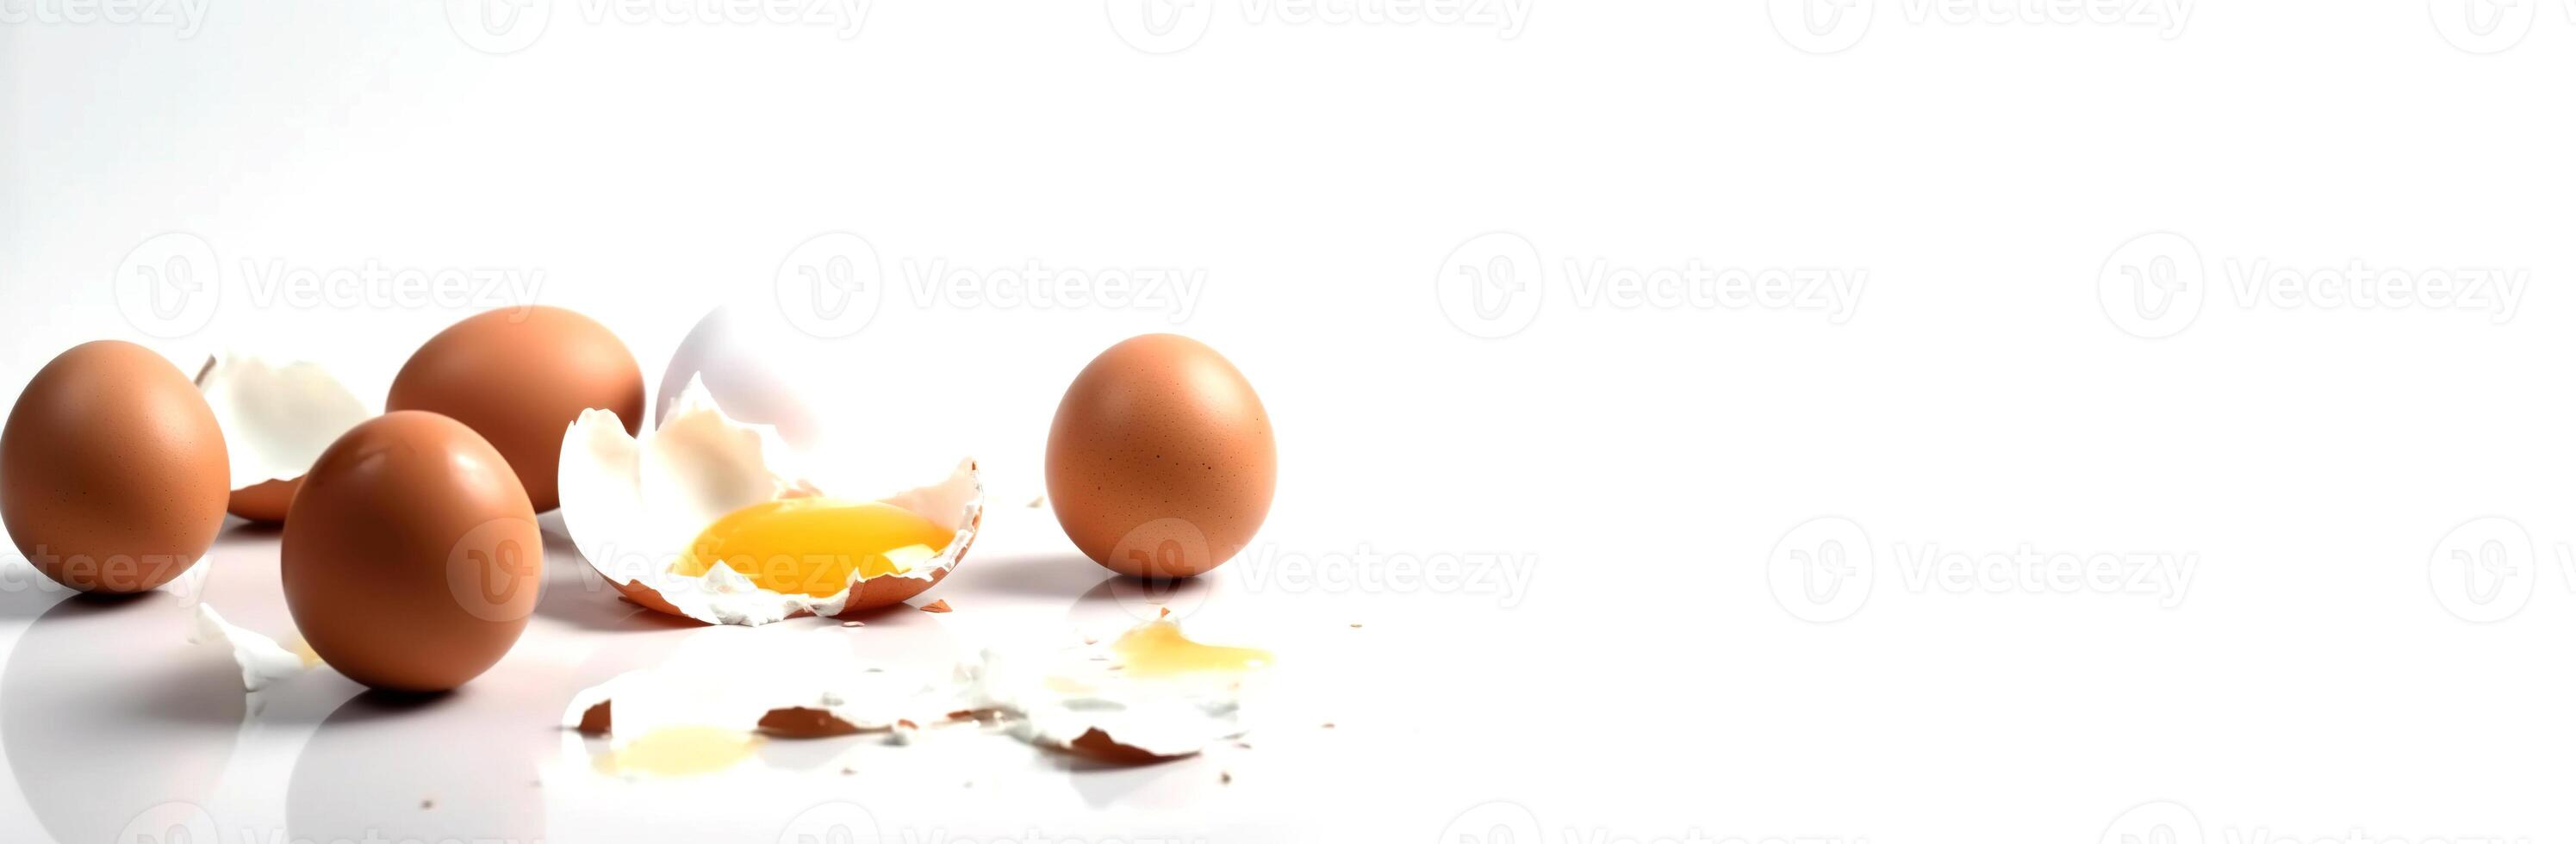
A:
[194,353,374,524]
[557,381,982,626]
[561,628,968,744]
[559,617,1265,765]
[187,604,314,692]
[1,340,230,593]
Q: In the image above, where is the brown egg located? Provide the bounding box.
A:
[386,307,643,512]
[227,478,300,524]
[1,340,230,593]
[283,412,540,692]
[1046,334,1275,579]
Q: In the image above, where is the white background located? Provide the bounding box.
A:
[4,2,2576,842]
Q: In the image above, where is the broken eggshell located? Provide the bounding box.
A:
[562,627,973,745]
[195,353,374,523]
[968,626,1262,762]
[556,379,983,626]
[188,604,318,692]
[558,617,1265,766]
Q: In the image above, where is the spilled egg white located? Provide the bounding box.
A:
[967,623,1262,760]
[557,617,1266,763]
[193,353,375,522]
[556,377,983,627]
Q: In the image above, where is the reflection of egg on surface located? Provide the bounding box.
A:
[558,381,983,626]
[195,353,375,524]
[387,306,645,512]
[283,412,543,692]
[1,340,230,593]
[3,592,242,843]
[1047,334,1276,579]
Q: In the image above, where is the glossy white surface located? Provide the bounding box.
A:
[8,3,2576,843]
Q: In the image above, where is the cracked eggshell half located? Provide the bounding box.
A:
[557,380,983,626]
[195,353,375,524]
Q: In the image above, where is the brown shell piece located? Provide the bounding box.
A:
[387,307,644,512]
[282,412,541,693]
[0,340,230,593]
[1064,728,1189,766]
[756,707,861,738]
[226,477,300,524]
[575,701,613,735]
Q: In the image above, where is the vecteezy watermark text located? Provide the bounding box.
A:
[2428,0,2576,54]
[770,231,1207,338]
[1769,0,2193,55]
[2097,231,2529,338]
[1436,231,1867,338]
[2100,799,2531,844]
[0,0,208,37]
[1232,543,1538,607]
[1107,0,1534,54]
[113,233,544,338]
[1769,516,2198,623]
[446,0,869,55]
[2416,515,2576,624]
[1441,800,1867,844]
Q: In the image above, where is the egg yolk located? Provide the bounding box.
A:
[1111,621,1274,678]
[672,499,951,597]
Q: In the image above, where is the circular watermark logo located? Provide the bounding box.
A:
[1769,0,1875,54]
[1436,231,1545,338]
[445,517,544,622]
[2100,801,2205,844]
[779,801,885,844]
[115,801,221,844]
[2427,0,2535,54]
[2428,516,2535,624]
[775,232,884,338]
[114,232,221,338]
[1106,0,1216,54]
[2098,231,2206,339]
[1767,516,1874,623]
[447,0,553,55]
[1437,800,1546,844]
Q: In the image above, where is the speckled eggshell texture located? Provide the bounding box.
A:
[282,411,541,693]
[386,307,644,512]
[1045,334,1275,579]
[0,340,230,593]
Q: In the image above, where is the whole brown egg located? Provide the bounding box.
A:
[1046,334,1276,579]
[386,307,643,512]
[1,340,230,593]
[283,411,540,692]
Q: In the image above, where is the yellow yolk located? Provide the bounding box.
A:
[591,726,761,778]
[672,499,952,597]
[1111,621,1274,679]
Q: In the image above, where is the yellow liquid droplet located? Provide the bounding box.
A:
[672,499,951,597]
[591,726,762,778]
[1111,621,1274,679]
[285,636,324,668]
